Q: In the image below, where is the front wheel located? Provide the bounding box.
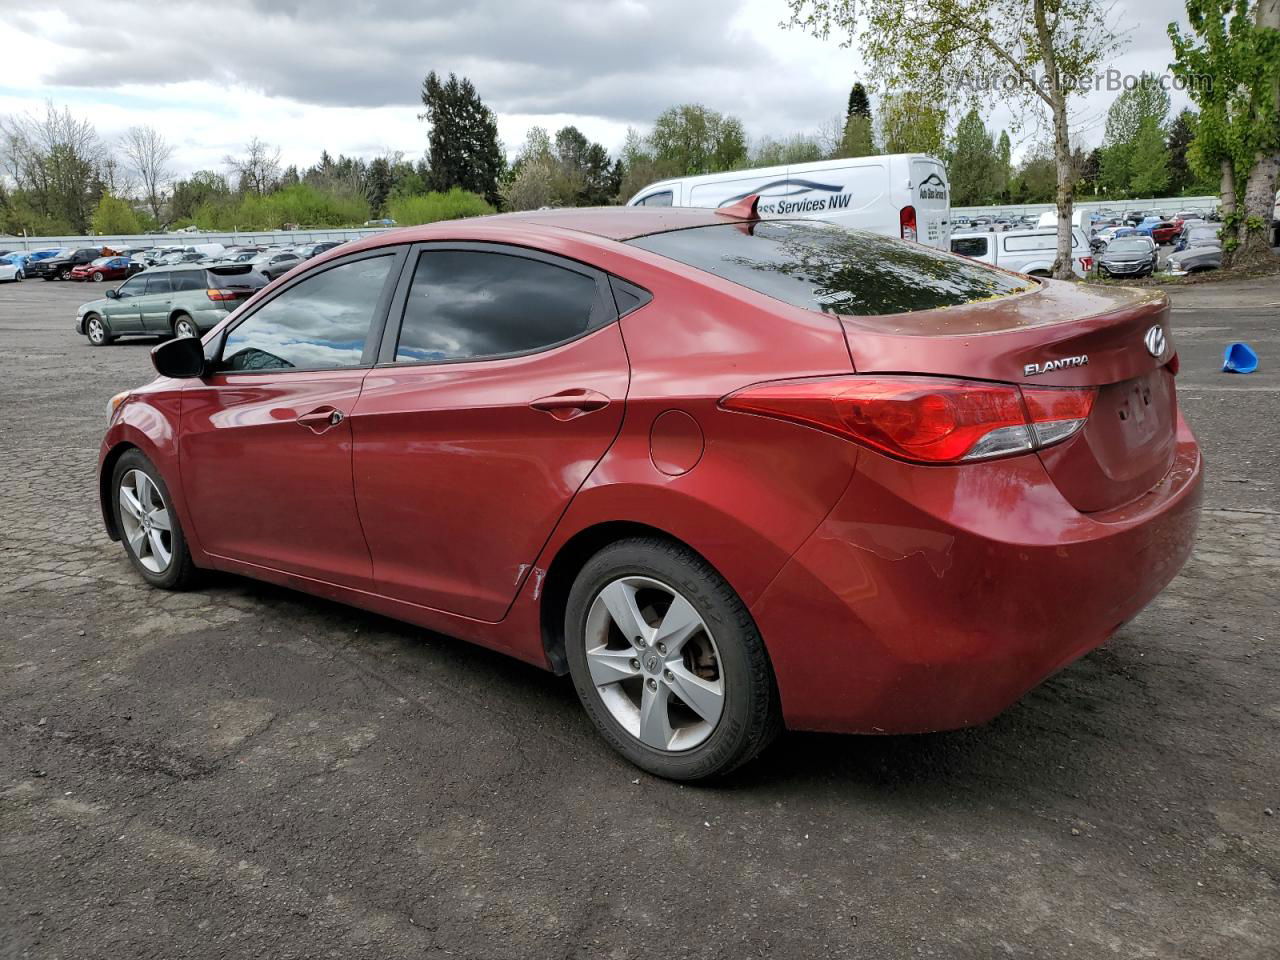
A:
[111,449,197,590]
[84,313,113,346]
[92,271,104,282]
[58,267,71,280]
[565,537,781,781]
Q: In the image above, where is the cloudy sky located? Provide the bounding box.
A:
[0,0,1196,177]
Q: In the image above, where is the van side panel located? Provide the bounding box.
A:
[908,156,951,247]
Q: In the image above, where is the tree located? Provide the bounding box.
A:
[948,108,998,204]
[878,91,947,155]
[788,0,1120,279]
[418,71,504,207]
[1078,146,1102,196]
[836,114,877,157]
[1129,117,1172,196]
[615,127,667,202]
[121,125,174,220]
[91,194,143,235]
[649,104,748,176]
[995,129,1013,201]
[224,137,281,197]
[0,102,105,232]
[1171,0,1280,267]
[169,170,230,222]
[1010,144,1058,202]
[1098,73,1171,196]
[847,82,871,120]
[1166,109,1198,194]
[752,133,825,166]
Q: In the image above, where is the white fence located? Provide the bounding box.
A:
[953,195,1219,220]
[0,226,392,253]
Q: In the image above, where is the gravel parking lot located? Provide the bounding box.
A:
[2,276,1278,959]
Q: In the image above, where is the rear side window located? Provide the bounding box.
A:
[218,256,393,372]
[143,274,171,295]
[951,237,989,257]
[1002,233,1055,252]
[394,250,603,363]
[628,221,1029,316]
[171,271,205,292]
[635,191,673,207]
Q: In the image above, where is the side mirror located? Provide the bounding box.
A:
[105,289,119,299]
[151,335,207,379]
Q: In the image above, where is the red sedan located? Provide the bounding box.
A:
[71,256,140,282]
[98,202,1202,780]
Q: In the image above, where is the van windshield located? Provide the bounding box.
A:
[628,221,1029,315]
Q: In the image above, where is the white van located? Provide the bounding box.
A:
[627,154,952,250]
[951,227,1091,278]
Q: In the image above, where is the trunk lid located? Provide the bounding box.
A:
[841,280,1178,512]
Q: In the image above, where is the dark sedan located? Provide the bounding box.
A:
[1098,237,1158,278]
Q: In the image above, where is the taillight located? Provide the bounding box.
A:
[206,288,239,301]
[900,205,917,242]
[1080,257,1094,271]
[721,376,1097,465]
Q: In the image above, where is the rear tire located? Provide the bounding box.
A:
[565,537,781,781]
[111,449,197,590]
[172,314,198,339]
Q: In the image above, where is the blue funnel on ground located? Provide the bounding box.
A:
[1222,342,1259,374]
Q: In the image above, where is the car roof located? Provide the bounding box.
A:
[380,207,741,245]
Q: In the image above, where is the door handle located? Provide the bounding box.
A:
[530,389,611,418]
[296,406,345,433]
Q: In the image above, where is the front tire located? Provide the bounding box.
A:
[58,267,71,280]
[84,313,113,346]
[565,537,781,781]
[92,271,104,282]
[111,449,197,590]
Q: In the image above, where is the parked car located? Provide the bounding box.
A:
[0,259,21,283]
[1175,224,1221,252]
[950,226,1091,277]
[1140,221,1182,245]
[25,247,103,281]
[250,250,303,280]
[1097,236,1159,278]
[70,256,143,283]
[96,205,1202,780]
[295,241,345,259]
[1166,244,1222,275]
[75,263,267,345]
[364,218,397,227]
[158,251,206,266]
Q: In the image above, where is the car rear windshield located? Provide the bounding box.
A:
[1107,239,1150,252]
[208,264,266,289]
[627,221,1029,316]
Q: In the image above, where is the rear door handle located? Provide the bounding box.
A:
[530,389,611,417]
[296,406,345,433]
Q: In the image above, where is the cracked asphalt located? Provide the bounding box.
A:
[2,275,1278,959]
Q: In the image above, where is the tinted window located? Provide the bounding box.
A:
[1002,233,1056,252]
[951,237,989,257]
[636,191,673,207]
[218,256,392,372]
[171,271,205,291]
[628,221,1029,316]
[395,250,601,363]
[143,274,172,295]
[116,276,144,297]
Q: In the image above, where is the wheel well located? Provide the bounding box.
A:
[170,310,192,329]
[99,442,139,541]
[538,521,696,675]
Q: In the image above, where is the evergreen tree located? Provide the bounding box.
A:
[1099,72,1170,196]
[836,115,876,157]
[1129,117,1171,196]
[847,82,871,121]
[419,71,504,206]
[995,130,1012,202]
[947,108,997,204]
[1165,109,1197,195]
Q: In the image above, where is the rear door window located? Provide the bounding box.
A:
[628,221,1028,316]
[634,190,673,207]
[394,249,606,363]
[143,273,172,295]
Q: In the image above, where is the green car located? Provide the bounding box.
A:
[75,263,266,346]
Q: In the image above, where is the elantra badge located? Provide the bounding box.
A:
[1144,324,1167,359]
[1024,355,1089,377]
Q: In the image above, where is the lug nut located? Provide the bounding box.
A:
[656,642,667,654]
[629,658,640,671]
[663,669,674,682]
[646,678,658,691]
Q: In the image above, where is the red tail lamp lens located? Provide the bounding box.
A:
[722,377,1098,465]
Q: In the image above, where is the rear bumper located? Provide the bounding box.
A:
[753,412,1203,734]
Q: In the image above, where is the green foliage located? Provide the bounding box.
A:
[1166,109,1198,193]
[879,91,946,155]
[947,108,999,204]
[90,194,143,234]
[191,183,370,231]
[169,170,230,222]
[1129,117,1171,196]
[1009,145,1057,202]
[419,71,505,206]
[835,114,877,157]
[650,104,749,177]
[1099,72,1171,196]
[751,134,825,167]
[501,125,617,211]
[387,188,494,226]
[847,82,872,119]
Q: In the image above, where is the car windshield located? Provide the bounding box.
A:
[627,221,1030,316]
[1107,239,1150,253]
[91,257,112,265]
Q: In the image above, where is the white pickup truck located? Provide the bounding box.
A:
[950,227,1092,278]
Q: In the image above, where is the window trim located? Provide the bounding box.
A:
[205,245,409,376]
[375,241,619,368]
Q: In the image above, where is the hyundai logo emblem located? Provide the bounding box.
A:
[1144,325,1167,359]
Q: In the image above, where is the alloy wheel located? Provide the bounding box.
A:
[118,469,173,574]
[86,316,105,345]
[584,576,724,752]
[92,272,104,282]
[174,317,198,338]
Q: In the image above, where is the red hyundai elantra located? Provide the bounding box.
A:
[99,202,1202,780]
